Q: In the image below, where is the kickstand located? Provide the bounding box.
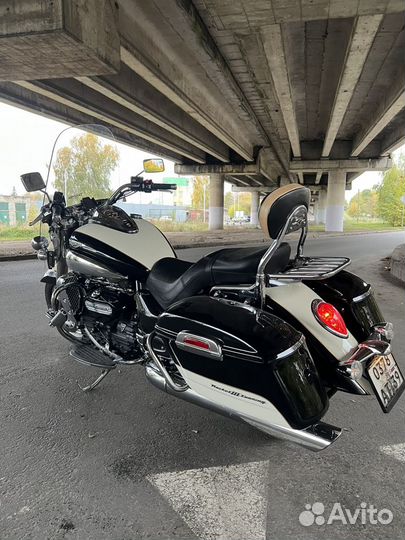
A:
[77,369,111,392]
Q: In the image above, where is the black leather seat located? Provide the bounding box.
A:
[146,243,291,309]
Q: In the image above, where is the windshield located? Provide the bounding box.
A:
[46,124,120,206]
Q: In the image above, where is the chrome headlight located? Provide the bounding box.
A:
[31,235,49,251]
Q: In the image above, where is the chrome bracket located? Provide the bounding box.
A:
[77,369,111,392]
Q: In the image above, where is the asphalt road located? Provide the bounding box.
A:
[0,231,404,540]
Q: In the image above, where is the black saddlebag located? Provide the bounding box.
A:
[153,296,328,429]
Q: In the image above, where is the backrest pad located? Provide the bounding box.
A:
[259,184,310,239]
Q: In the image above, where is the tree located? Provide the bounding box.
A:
[347,188,379,220]
[191,176,210,210]
[26,192,43,223]
[53,133,119,204]
[228,192,251,219]
[377,163,405,226]
[11,186,17,197]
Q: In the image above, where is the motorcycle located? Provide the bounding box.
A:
[21,124,404,451]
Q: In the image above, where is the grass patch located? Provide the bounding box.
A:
[309,221,399,233]
[0,224,40,242]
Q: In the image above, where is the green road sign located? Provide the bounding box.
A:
[163,177,189,187]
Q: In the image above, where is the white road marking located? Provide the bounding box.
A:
[147,460,269,540]
[380,443,405,462]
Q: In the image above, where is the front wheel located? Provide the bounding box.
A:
[44,283,87,345]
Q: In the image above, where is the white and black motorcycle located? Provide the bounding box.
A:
[22,125,404,451]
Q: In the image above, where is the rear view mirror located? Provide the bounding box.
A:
[143,158,165,173]
[21,172,46,192]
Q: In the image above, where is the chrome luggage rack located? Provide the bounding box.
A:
[268,256,350,281]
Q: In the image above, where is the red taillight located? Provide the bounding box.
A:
[312,300,348,338]
[183,337,210,350]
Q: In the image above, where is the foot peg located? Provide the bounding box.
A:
[49,309,67,328]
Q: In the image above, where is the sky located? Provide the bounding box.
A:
[0,101,403,203]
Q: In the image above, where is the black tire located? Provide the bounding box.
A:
[45,282,54,309]
[45,282,87,345]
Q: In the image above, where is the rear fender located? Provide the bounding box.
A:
[265,282,358,361]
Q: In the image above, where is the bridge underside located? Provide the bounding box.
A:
[0,0,404,230]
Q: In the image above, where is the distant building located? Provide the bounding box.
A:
[0,195,31,226]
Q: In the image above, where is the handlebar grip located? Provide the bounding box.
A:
[152,183,177,190]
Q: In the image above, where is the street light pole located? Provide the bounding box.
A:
[203,183,206,223]
[64,172,68,205]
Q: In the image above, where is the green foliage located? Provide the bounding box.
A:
[53,133,119,204]
[377,163,405,226]
[347,188,379,219]
[191,176,210,210]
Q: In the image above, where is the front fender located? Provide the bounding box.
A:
[40,269,57,285]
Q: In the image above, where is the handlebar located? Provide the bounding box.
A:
[28,180,178,225]
[29,213,43,226]
[107,178,177,206]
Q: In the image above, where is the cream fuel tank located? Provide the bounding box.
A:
[66,209,176,281]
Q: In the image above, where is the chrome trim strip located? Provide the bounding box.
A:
[210,284,257,294]
[352,288,371,303]
[154,324,177,338]
[275,334,305,360]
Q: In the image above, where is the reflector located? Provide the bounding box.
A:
[183,337,210,349]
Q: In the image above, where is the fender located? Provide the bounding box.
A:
[40,269,57,285]
[265,282,358,361]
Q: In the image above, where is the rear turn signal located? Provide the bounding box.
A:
[312,299,349,338]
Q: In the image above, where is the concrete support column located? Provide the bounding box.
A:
[209,174,224,230]
[325,171,346,232]
[313,201,319,224]
[317,190,327,224]
[250,191,260,227]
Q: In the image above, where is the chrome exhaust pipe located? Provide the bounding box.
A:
[145,362,341,451]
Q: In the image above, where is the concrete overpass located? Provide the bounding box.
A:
[0,0,404,230]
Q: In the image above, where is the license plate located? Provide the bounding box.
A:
[367,354,405,412]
